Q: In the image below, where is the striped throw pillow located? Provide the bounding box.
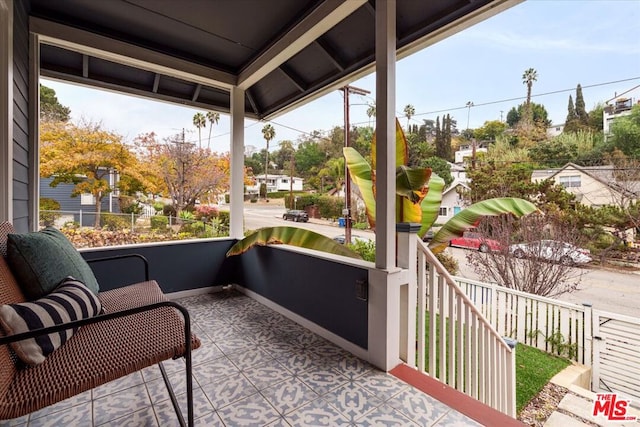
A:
[0,278,102,365]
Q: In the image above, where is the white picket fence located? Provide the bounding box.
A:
[454,277,591,365]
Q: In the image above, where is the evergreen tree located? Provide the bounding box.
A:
[575,84,589,125]
[40,85,71,122]
[435,116,441,151]
[564,94,579,132]
[444,114,452,160]
[435,115,452,160]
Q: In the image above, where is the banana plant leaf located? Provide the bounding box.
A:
[396,165,431,224]
[428,197,539,253]
[418,173,445,238]
[344,147,376,228]
[226,226,362,259]
[371,118,408,171]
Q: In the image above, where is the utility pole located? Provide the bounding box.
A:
[289,151,294,210]
[466,102,477,170]
[341,85,370,245]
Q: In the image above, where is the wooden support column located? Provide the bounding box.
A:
[229,87,245,239]
[374,0,396,270]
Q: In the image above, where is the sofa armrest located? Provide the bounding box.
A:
[0,300,191,349]
[86,254,149,282]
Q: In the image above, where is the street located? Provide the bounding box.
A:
[242,202,640,319]
[243,201,376,242]
[450,247,640,318]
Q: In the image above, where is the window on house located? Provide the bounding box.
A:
[439,207,447,216]
[281,179,288,184]
[559,175,581,188]
[80,193,95,205]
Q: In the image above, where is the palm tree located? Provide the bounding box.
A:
[261,124,275,200]
[192,112,206,148]
[403,104,415,131]
[522,68,538,125]
[366,104,376,127]
[206,112,220,149]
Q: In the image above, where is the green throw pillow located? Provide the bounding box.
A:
[6,227,99,300]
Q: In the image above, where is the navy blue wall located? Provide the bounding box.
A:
[82,238,236,293]
[234,246,369,350]
[83,241,369,350]
[12,0,30,232]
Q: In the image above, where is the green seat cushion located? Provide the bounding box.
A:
[6,227,99,300]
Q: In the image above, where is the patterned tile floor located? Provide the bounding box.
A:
[1,290,482,427]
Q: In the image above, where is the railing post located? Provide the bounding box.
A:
[79,209,82,227]
[504,337,517,417]
[396,223,420,367]
[367,267,405,371]
[582,302,593,370]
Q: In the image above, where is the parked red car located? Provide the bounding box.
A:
[450,231,501,252]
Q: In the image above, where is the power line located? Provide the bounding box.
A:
[182,76,640,144]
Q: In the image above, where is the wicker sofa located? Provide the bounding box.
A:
[0,222,200,426]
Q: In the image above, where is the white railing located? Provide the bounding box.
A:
[412,239,516,417]
[454,276,590,365]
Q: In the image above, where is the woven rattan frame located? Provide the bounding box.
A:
[0,222,200,425]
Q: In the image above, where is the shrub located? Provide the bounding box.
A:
[316,196,343,219]
[39,197,61,226]
[150,215,168,230]
[119,196,143,214]
[353,222,368,230]
[163,204,177,218]
[218,210,230,227]
[179,220,205,236]
[100,213,130,231]
[295,194,319,210]
[153,202,164,213]
[347,240,375,262]
[194,205,218,221]
[179,211,194,221]
[435,251,459,275]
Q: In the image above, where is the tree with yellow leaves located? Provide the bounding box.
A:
[133,132,230,212]
[40,121,143,227]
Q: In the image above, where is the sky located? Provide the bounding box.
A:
[43,0,640,155]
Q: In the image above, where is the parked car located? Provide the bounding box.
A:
[333,234,373,245]
[509,240,592,265]
[449,231,501,252]
[282,210,309,222]
[422,229,435,242]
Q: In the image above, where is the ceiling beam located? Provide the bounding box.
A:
[192,84,202,102]
[279,65,306,92]
[314,39,345,71]
[30,17,237,91]
[246,90,260,116]
[82,54,89,78]
[152,74,160,93]
[237,0,366,90]
[40,69,260,119]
